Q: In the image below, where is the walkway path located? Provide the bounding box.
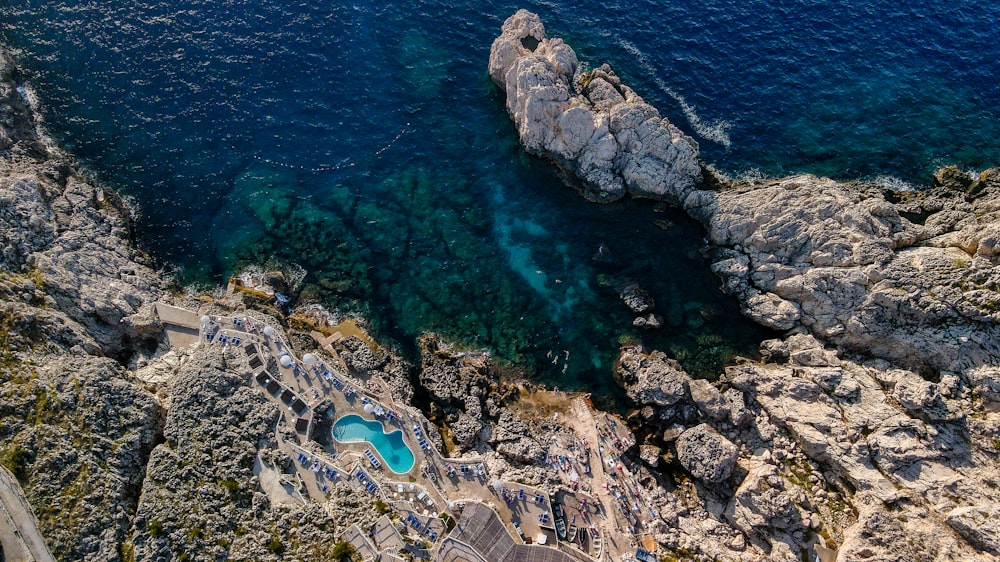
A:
[0,466,56,562]
[192,308,612,561]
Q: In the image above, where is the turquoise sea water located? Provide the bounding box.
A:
[2,1,998,399]
[332,414,415,473]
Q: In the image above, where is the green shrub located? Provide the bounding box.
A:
[332,540,356,561]
[267,537,284,554]
[1,444,31,483]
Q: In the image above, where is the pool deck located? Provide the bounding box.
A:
[177,307,629,562]
[331,414,415,474]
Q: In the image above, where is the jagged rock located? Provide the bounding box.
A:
[662,425,685,442]
[967,365,1000,405]
[674,424,738,483]
[492,411,547,465]
[0,357,159,561]
[450,409,483,449]
[758,338,790,363]
[933,165,976,191]
[723,389,753,426]
[891,371,956,421]
[0,48,166,561]
[338,335,384,374]
[946,504,1000,555]
[727,363,899,500]
[0,55,45,157]
[489,10,701,203]
[838,492,982,562]
[620,283,654,313]
[726,464,804,533]
[618,347,690,408]
[632,313,663,329]
[639,444,662,468]
[417,333,494,452]
[785,333,840,367]
[375,354,416,405]
[743,291,801,331]
[131,349,292,561]
[694,175,1000,375]
[688,379,729,421]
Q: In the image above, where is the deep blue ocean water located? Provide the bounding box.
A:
[3,1,998,401]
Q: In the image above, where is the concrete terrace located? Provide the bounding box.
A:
[157,304,631,561]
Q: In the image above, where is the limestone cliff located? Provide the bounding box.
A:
[0,48,165,560]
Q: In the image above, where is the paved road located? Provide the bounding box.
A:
[0,467,56,562]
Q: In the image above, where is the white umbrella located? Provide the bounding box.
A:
[303,353,317,367]
[263,325,276,338]
[363,403,375,413]
[279,354,293,368]
[200,315,211,325]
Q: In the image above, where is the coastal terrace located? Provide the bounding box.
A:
[157,302,651,561]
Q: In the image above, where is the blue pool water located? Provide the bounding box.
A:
[2,1,998,400]
[332,414,415,474]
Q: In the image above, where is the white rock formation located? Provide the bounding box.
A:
[674,424,738,483]
[489,9,702,203]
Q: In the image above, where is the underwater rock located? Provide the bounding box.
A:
[592,242,614,264]
[632,313,663,329]
[620,282,654,313]
[489,10,702,203]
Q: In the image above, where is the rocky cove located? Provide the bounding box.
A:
[0,10,999,562]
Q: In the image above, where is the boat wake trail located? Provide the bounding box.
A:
[618,40,732,149]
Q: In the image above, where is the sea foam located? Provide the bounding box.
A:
[618,40,732,149]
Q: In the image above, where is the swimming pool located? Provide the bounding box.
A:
[332,414,415,474]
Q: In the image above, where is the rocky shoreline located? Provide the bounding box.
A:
[489,9,1000,561]
[0,10,999,562]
